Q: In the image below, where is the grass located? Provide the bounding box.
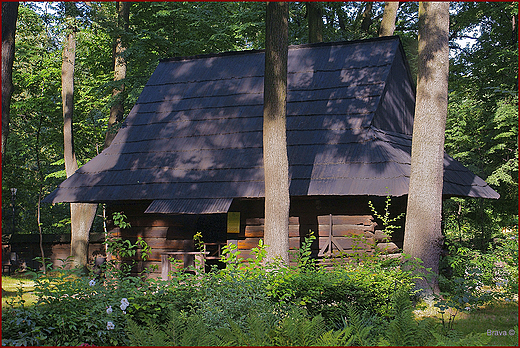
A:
[453,301,519,346]
[415,299,519,346]
[1,273,38,308]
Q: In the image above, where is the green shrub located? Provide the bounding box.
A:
[268,259,418,326]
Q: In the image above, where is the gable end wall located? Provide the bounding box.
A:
[372,47,415,135]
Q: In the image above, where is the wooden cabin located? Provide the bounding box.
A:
[44,36,499,278]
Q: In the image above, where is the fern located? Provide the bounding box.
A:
[125,310,218,346]
[126,317,175,346]
[384,289,432,346]
[315,325,355,346]
[343,306,376,346]
[270,309,329,346]
[215,312,276,346]
[430,330,492,346]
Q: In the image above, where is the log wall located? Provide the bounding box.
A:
[4,233,105,273]
[236,217,300,265]
[104,196,406,277]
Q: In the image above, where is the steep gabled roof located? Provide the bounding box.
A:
[44,36,499,212]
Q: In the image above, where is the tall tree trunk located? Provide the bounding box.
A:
[62,24,97,270]
[379,2,400,37]
[360,2,373,34]
[2,2,19,164]
[263,2,289,265]
[306,2,323,43]
[403,1,450,296]
[105,1,130,149]
[36,112,46,274]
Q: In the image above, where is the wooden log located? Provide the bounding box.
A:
[245,226,264,237]
[317,215,374,226]
[238,237,300,251]
[288,236,300,250]
[145,238,194,249]
[318,224,376,237]
[238,238,261,250]
[374,230,391,242]
[245,217,299,226]
[110,226,170,238]
[318,237,374,251]
[245,221,299,237]
[375,242,399,254]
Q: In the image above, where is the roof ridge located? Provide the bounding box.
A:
[159,35,401,63]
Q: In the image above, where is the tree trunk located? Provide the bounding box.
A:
[62,24,97,270]
[36,113,46,274]
[2,2,19,164]
[263,2,290,265]
[360,2,373,34]
[379,2,400,37]
[306,2,323,43]
[403,1,450,296]
[105,1,130,149]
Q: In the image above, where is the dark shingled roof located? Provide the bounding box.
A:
[44,36,499,212]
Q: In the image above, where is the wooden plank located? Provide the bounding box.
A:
[110,226,169,238]
[111,226,196,240]
[318,237,374,251]
[318,224,376,237]
[288,225,299,237]
[317,215,374,226]
[375,242,399,254]
[374,230,391,242]
[238,238,261,250]
[245,217,299,225]
[289,237,300,250]
[245,225,299,238]
[238,236,300,251]
[245,218,264,226]
[145,238,194,249]
[125,216,193,228]
[245,226,264,237]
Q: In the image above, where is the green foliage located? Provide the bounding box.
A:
[368,192,405,241]
[2,235,514,346]
[112,211,131,229]
[268,256,419,325]
[440,226,518,301]
[127,310,218,346]
[446,1,518,239]
[296,231,317,271]
[383,289,432,346]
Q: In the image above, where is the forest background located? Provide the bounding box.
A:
[1,1,518,253]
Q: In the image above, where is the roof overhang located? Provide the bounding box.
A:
[144,198,233,214]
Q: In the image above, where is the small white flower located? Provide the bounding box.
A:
[89,279,96,286]
[106,306,113,314]
[107,321,115,330]
[120,298,129,311]
[122,310,126,315]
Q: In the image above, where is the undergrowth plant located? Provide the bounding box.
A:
[368,192,405,242]
[2,220,512,346]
